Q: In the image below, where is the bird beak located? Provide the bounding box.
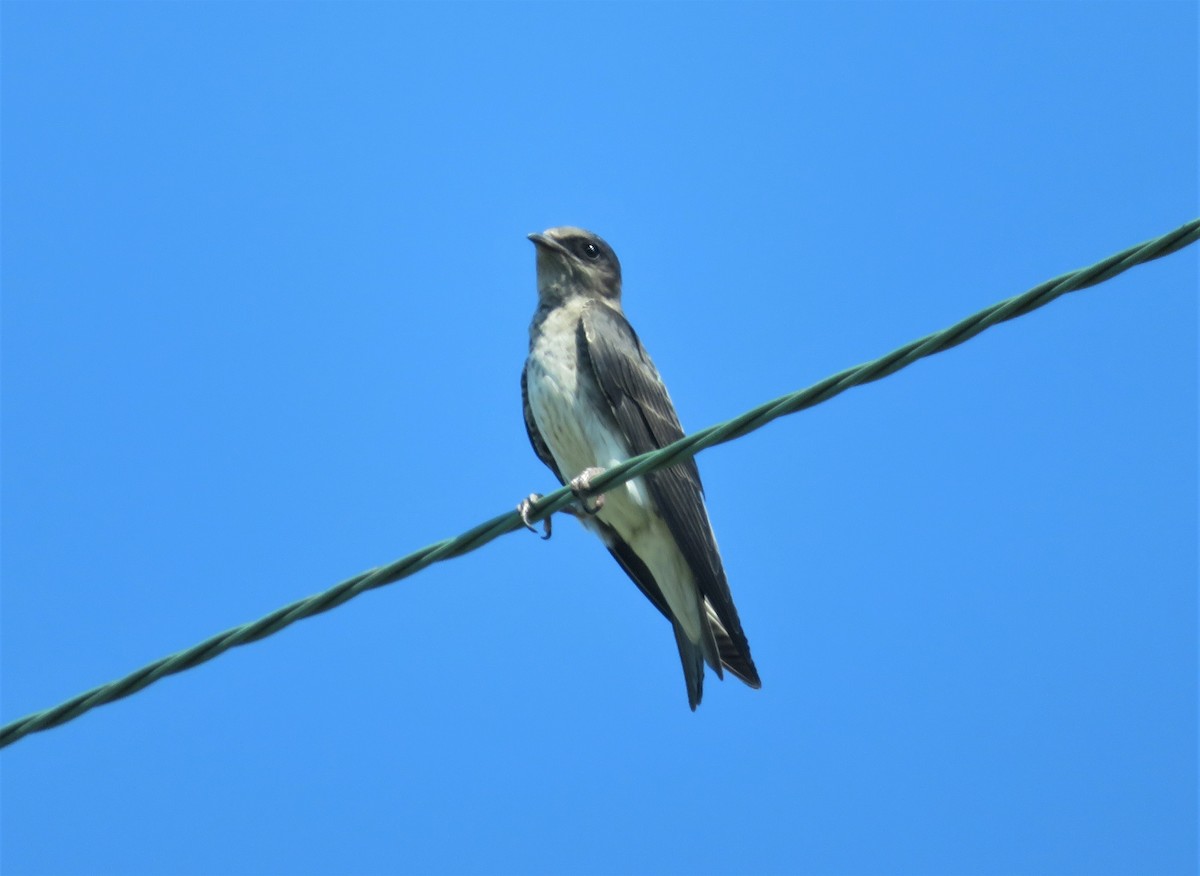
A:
[528,232,570,257]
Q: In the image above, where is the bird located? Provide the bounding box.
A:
[519,226,760,709]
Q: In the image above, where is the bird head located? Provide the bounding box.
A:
[528,227,623,307]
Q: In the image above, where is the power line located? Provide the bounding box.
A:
[2,218,1196,749]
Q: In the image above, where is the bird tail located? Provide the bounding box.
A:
[672,623,706,711]
[705,600,762,689]
[674,606,760,710]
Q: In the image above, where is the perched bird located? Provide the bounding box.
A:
[520,226,760,709]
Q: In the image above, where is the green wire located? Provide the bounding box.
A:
[3,218,1196,749]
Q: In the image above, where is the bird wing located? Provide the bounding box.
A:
[578,301,759,687]
[521,365,566,484]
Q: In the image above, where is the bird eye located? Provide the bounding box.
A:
[583,242,601,260]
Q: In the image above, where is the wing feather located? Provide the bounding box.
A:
[521,366,565,484]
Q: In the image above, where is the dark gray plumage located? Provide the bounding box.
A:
[521,226,759,709]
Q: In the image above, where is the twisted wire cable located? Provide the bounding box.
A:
[3,218,1196,749]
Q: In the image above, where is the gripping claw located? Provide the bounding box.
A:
[517,493,551,540]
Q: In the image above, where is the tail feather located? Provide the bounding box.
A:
[705,600,761,689]
[673,604,761,710]
[672,623,706,711]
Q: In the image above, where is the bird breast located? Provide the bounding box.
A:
[526,302,652,516]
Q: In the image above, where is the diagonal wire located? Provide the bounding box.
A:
[2,218,1196,749]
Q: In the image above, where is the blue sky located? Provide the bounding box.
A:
[2,3,1196,874]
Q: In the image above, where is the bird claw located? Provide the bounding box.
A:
[518,468,605,537]
[569,467,607,515]
[518,493,552,540]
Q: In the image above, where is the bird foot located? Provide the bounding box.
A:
[517,493,551,540]
[569,467,607,515]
